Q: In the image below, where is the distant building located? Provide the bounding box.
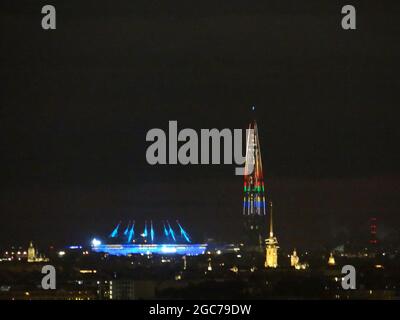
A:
[290,249,300,267]
[265,202,279,268]
[328,252,336,266]
[290,249,308,270]
[27,241,48,263]
[242,118,268,249]
[27,241,36,262]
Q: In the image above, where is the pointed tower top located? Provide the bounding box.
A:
[269,201,274,237]
[250,105,257,122]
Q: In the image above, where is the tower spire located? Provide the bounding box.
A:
[269,201,273,238]
[242,111,268,249]
[265,201,279,268]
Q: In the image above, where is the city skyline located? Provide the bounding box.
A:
[1,0,400,303]
[1,0,399,251]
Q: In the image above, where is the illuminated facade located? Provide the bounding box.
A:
[290,249,299,267]
[265,202,279,268]
[27,241,48,263]
[27,241,36,263]
[91,244,207,256]
[243,118,268,248]
[91,220,206,256]
[328,252,336,266]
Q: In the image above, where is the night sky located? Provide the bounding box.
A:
[1,0,399,249]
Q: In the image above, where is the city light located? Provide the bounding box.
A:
[91,238,102,247]
[91,243,207,256]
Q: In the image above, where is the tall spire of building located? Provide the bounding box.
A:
[242,110,268,249]
[265,201,279,268]
[27,241,36,263]
[269,201,274,238]
[242,106,269,250]
[243,121,266,216]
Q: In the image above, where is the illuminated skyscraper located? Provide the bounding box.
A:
[265,201,279,268]
[243,116,268,249]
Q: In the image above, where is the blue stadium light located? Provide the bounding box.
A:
[142,221,148,238]
[127,223,134,243]
[167,221,176,242]
[91,238,102,247]
[68,245,82,249]
[176,221,191,243]
[91,244,207,256]
[150,221,155,243]
[161,245,177,253]
[123,221,130,236]
[109,223,120,238]
[95,220,205,256]
[163,222,169,237]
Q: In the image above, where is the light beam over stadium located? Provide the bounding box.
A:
[92,220,206,256]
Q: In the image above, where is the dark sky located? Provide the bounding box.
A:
[1,0,399,250]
